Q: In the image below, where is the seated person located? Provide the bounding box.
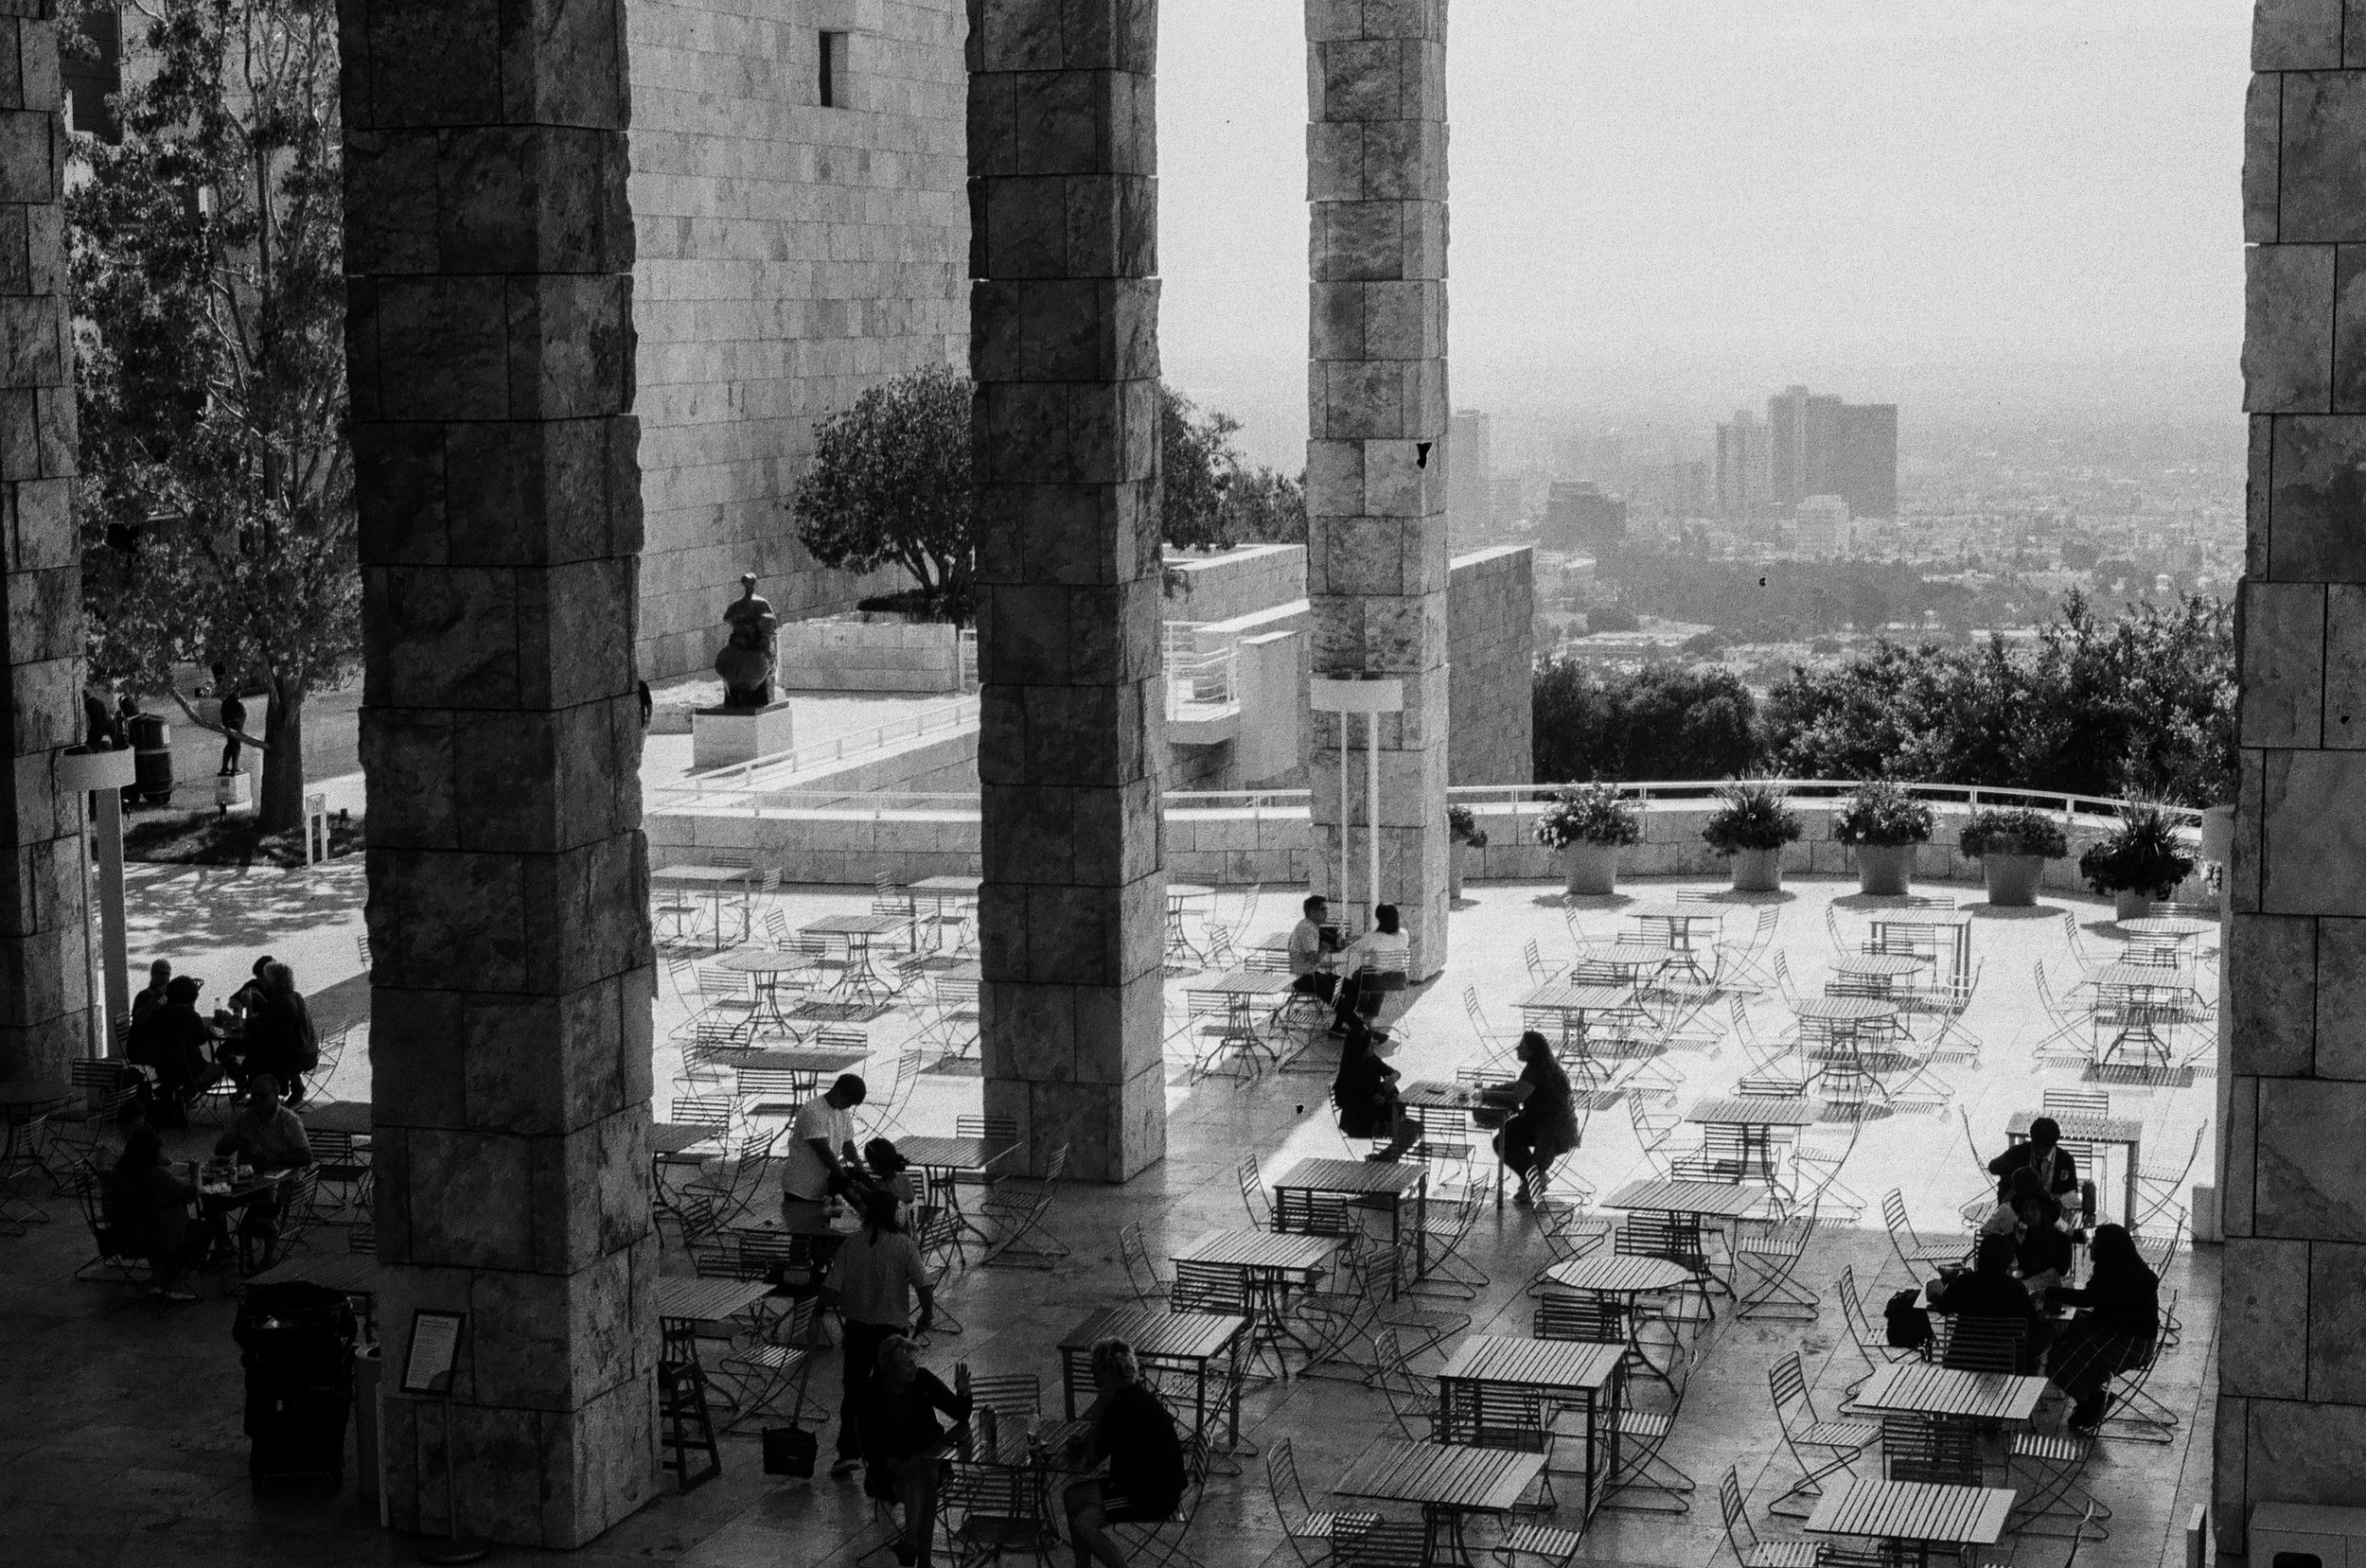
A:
[1929,1232,2047,1371]
[1987,1116,2082,1224]
[214,956,277,1088]
[1063,1339,1188,1568]
[103,1126,203,1300]
[864,1137,921,1207]
[130,958,172,1030]
[92,1095,150,1172]
[1494,1031,1581,1207]
[127,975,221,1128]
[239,962,320,1105]
[856,1334,972,1568]
[1336,904,1411,1033]
[1287,894,1343,1006]
[2005,1180,2074,1295]
[1330,978,1419,1161]
[2043,1224,2161,1432]
[212,1074,315,1265]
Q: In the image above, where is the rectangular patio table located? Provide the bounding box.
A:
[651,864,761,945]
[1435,1335,1624,1517]
[1683,1095,1825,1185]
[899,873,980,954]
[1602,1178,1773,1304]
[1805,1477,2017,1559]
[708,1045,870,1103]
[1513,982,1645,1084]
[1624,901,1722,984]
[1864,908,1974,989]
[799,912,908,1003]
[2007,1110,2145,1224]
[1333,1437,1548,1568]
[1059,1305,1249,1447]
[1269,1157,1428,1291]
[1172,1228,1339,1364]
[1852,1361,2048,1425]
[1195,969,1298,1066]
[896,1133,1019,1244]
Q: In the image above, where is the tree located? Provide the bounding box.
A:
[791,363,974,617]
[1532,661,1759,784]
[69,0,357,833]
[1161,382,1305,549]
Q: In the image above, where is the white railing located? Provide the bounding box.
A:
[1443,779,2206,829]
[1167,643,1238,716]
[649,696,978,812]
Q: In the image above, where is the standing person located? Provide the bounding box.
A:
[127,975,221,1127]
[130,959,172,1030]
[212,1075,314,1268]
[1062,1339,1188,1568]
[103,1126,204,1300]
[857,1335,972,1568]
[2044,1224,2161,1431]
[217,681,247,777]
[1330,977,1419,1160]
[1286,895,1341,1009]
[821,1187,937,1478]
[1494,1031,1581,1207]
[781,1073,868,1215]
[1987,1117,2082,1222]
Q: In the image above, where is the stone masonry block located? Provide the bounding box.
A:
[2317,917,2366,1077]
[2263,749,2366,913]
[2227,1073,2260,1236]
[2251,245,2335,412]
[2283,71,2366,242]
[2252,413,2275,578]
[2247,1398,2366,1515]
[2269,415,2366,579]
[2224,1235,2312,1399]
[2257,0,2344,69]
[381,1360,655,1546]
[2230,911,2317,1076]
[2241,579,2325,746]
[2256,1073,2366,1240]
[2308,1239,2366,1401]
[2325,585,2366,747]
[2338,245,2366,409]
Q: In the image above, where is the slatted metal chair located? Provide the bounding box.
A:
[1333,1520,1433,1568]
[1767,1350,1874,1516]
[2098,1318,2180,1444]
[1438,1381,1562,1517]
[1880,1412,1984,1486]
[1369,1329,1440,1438]
[733,1066,804,1119]
[1492,1522,1586,1568]
[1736,1212,1820,1321]
[979,1142,1070,1269]
[1357,1247,1470,1364]
[1119,1220,1171,1306]
[1266,1436,1382,1568]
[2010,1428,2112,1541]
[1527,1192,1612,1290]
[1236,1152,1272,1230]
[1608,1399,1695,1514]
[1939,1314,2028,1375]
[1409,1185,1490,1300]
[1833,1264,1913,1402]
[2134,1122,2208,1229]
[714,1298,818,1434]
[687,1126,779,1229]
[70,1163,148,1290]
[863,1047,927,1139]
[920,975,981,1059]
[1881,1188,1970,1284]
[2026,960,2092,1065]
[1720,1464,1820,1568]
[1615,1213,1714,1325]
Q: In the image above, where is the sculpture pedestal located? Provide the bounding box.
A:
[692,701,794,768]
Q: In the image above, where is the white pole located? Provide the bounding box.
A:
[1367,710,1381,929]
[1337,710,1351,915]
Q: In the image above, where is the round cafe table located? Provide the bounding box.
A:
[715,947,818,1033]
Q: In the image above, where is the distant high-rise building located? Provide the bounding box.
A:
[1759,383,1897,519]
[1715,409,1773,517]
[1545,482,1627,555]
[1793,495,1852,557]
[1448,409,1493,534]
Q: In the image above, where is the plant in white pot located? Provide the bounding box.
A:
[1957,807,2069,907]
[1831,780,1934,897]
[2077,802,2198,921]
[1701,780,1802,892]
[1535,782,1639,896]
[1448,803,1488,901]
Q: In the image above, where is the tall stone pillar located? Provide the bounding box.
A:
[2222,3,2366,1546]
[1305,0,1451,980]
[969,0,1167,1182]
[339,0,657,1545]
[0,4,87,1088]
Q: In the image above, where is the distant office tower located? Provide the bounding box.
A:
[1761,384,1896,519]
[1715,409,1772,516]
[1793,495,1851,556]
[1449,410,1493,534]
[1661,460,1711,519]
[1545,482,1628,555]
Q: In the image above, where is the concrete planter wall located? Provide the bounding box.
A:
[1853,843,1916,896]
[774,616,962,693]
[1563,843,1619,895]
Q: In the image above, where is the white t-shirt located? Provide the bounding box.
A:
[782,1096,856,1200]
[1354,929,1410,973]
[1288,919,1329,977]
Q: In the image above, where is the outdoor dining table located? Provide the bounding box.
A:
[1790,994,1903,1106]
[1602,1177,1774,1306]
[706,1044,870,1101]
[1804,1477,2017,1564]
[1060,1305,1250,1448]
[1570,942,1675,986]
[1172,1227,1340,1365]
[1683,1095,1824,1185]
[904,873,981,953]
[656,1276,776,1370]
[1625,900,1722,985]
[1268,1157,1428,1291]
[649,1121,726,1216]
[714,947,822,1032]
[1537,1253,1695,1396]
[650,863,761,944]
[196,1167,289,1265]
[2087,961,2199,1074]
[1196,969,1298,1066]
[1164,882,1216,965]
[1333,1436,1549,1568]
[942,1415,1094,1559]
[1864,908,1973,989]
[1827,951,1929,997]
[1513,981,1646,1084]
[895,1133,1019,1245]
[1435,1334,1624,1517]
[2007,1109,2145,1224]
[798,912,907,1004]
[2118,913,2214,964]
[1851,1361,2049,1425]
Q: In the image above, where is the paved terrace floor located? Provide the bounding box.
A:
[2,871,2219,1568]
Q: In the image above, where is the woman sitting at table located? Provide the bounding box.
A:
[1333,905,1410,1033]
[103,1126,203,1300]
[2044,1224,2160,1432]
[856,1333,972,1567]
[212,1075,314,1268]
[128,976,221,1128]
[240,962,321,1105]
[1063,1338,1188,1568]
[1993,1172,2074,1295]
[1930,1232,2048,1370]
[1331,977,1420,1161]
[1493,1031,1581,1207]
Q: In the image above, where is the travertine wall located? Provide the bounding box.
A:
[0,2,90,1086]
[1305,0,1452,978]
[628,0,966,679]
[1447,544,1532,786]
[1163,542,1307,625]
[2219,1,2366,1546]
[340,0,658,1542]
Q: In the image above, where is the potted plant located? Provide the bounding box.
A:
[1957,807,2070,907]
[1534,782,1640,895]
[2078,802,2198,920]
[1701,780,1802,892]
[1831,780,1935,897]
[1448,803,1489,901]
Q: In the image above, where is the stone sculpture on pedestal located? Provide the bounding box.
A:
[715,573,780,707]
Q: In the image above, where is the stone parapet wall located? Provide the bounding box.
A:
[1162,543,1308,625]
[1447,546,1534,787]
[775,615,963,692]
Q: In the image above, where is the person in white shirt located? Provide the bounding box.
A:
[782,1073,868,1211]
[1287,894,1340,1005]
[1335,904,1411,1035]
[821,1186,936,1477]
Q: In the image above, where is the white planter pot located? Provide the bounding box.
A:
[1449,846,1467,901]
[1854,843,1915,897]
[1982,854,2044,907]
[1730,848,1782,893]
[1564,843,1619,896]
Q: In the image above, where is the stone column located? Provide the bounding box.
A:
[1305,0,1451,980]
[969,0,1167,1182]
[2222,2,2366,1545]
[0,5,87,1088]
[339,0,657,1546]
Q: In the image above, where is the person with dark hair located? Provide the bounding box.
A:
[1930,1232,2048,1370]
[2045,1224,2161,1431]
[865,1137,920,1207]
[1330,976,1419,1160]
[2004,1177,2073,1294]
[784,1073,869,1212]
[128,975,221,1127]
[1063,1338,1188,1568]
[214,668,247,778]
[1334,903,1411,1033]
[238,962,319,1104]
[856,1334,972,1567]
[822,1185,936,1477]
[1987,1117,2082,1222]
[1494,1031,1581,1207]
[103,1126,203,1299]
[131,959,172,1030]
[1287,894,1342,1010]
[212,1074,314,1268]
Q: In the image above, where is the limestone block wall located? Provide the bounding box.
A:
[2218,4,2366,1544]
[627,0,967,681]
[774,615,963,692]
[1163,542,1307,625]
[1448,545,1534,786]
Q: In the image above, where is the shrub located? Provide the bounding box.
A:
[1831,780,1935,848]
[1534,783,1640,850]
[1956,807,2069,860]
[2076,803,2197,897]
[1701,780,1803,855]
[1448,803,1489,849]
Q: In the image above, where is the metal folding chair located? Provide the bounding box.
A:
[1720,1464,1820,1568]
[979,1143,1070,1269]
[1766,1349,1874,1517]
[1881,1188,1969,1284]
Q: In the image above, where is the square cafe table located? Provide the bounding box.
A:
[1436,1335,1624,1517]
[1625,900,1722,985]
[1684,1096,1825,1185]
[705,1044,870,1101]
[800,912,908,1003]
[896,1133,1019,1243]
[1196,969,1298,1065]
[1852,1361,2048,1426]
[1603,1178,1773,1306]
[1513,982,1645,1085]
[651,863,761,944]
[2007,1110,2145,1225]
[1060,1304,1249,1448]
[1334,1436,1548,1567]
[1269,1157,1428,1291]
[1806,1477,2016,1560]
[300,1100,373,1136]
[656,1275,777,1369]
[1173,1228,1340,1363]
[1864,907,1974,989]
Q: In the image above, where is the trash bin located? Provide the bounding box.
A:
[233,1281,358,1492]
[127,712,173,807]
[353,1344,381,1510]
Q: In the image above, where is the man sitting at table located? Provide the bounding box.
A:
[128,975,221,1128]
[2004,1175,2074,1295]
[1986,1116,2081,1224]
[1287,894,1342,1011]
[858,1334,972,1567]
[1929,1232,2048,1370]
[783,1073,869,1214]
[212,1074,314,1269]
[1063,1338,1188,1568]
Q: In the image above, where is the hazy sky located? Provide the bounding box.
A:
[1155,0,2250,465]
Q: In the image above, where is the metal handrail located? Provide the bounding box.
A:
[1441,779,2205,829]
[649,696,978,810]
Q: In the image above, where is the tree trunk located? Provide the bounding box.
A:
[256,685,305,833]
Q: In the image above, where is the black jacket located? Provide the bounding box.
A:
[1987,1141,2078,1204]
